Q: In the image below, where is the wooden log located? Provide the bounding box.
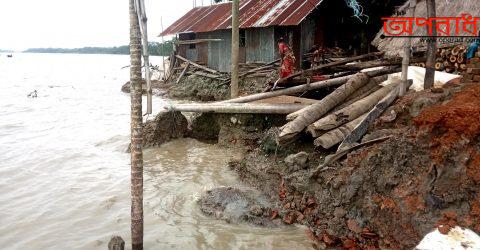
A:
[313,114,367,148]
[449,55,457,63]
[193,71,225,80]
[279,51,385,83]
[337,80,411,151]
[325,57,424,73]
[287,75,386,121]
[163,103,309,114]
[176,62,190,84]
[175,55,219,74]
[277,72,371,144]
[308,81,400,133]
[221,66,400,105]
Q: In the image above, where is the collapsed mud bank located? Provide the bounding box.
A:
[226,83,480,249]
[168,74,273,101]
[139,75,479,248]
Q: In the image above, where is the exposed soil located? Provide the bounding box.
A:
[226,83,480,249]
[168,74,271,101]
[142,111,189,148]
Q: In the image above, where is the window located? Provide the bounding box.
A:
[188,33,196,49]
[240,29,246,48]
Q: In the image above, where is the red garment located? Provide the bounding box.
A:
[278,42,295,78]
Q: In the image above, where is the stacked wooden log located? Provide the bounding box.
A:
[461,56,480,84]
[412,44,467,73]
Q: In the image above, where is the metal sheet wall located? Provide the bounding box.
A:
[245,27,275,63]
[206,30,232,72]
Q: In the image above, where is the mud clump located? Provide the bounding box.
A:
[169,74,268,101]
[121,79,167,96]
[198,187,280,227]
[229,84,480,249]
[142,111,188,147]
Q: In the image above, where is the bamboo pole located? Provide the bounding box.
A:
[424,0,437,89]
[164,103,308,114]
[230,0,240,98]
[135,0,152,114]
[400,0,416,96]
[278,51,384,83]
[220,66,400,104]
[129,0,144,249]
[176,55,218,74]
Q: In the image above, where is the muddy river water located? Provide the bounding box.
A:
[0,53,312,249]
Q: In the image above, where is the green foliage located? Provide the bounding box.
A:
[24,40,176,56]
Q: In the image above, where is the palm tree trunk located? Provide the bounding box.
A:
[424,0,437,89]
[129,0,143,249]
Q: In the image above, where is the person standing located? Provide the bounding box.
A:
[277,38,295,78]
[467,31,480,60]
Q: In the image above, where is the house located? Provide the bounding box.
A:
[161,0,405,72]
[372,0,480,56]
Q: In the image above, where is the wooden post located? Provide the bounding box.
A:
[400,0,416,96]
[129,0,144,249]
[135,0,152,114]
[230,0,240,98]
[424,0,437,89]
[108,236,125,250]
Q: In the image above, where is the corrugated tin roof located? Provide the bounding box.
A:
[160,0,323,36]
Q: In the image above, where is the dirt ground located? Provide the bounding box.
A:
[226,83,480,249]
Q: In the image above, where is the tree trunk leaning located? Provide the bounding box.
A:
[230,0,240,98]
[313,114,367,149]
[400,0,416,96]
[333,75,386,111]
[277,72,370,144]
[129,0,144,249]
[165,103,308,114]
[424,0,437,89]
[337,80,410,152]
[308,79,399,133]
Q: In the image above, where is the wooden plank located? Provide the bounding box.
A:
[176,54,219,74]
[176,62,190,84]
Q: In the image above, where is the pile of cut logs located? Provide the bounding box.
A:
[167,52,410,158]
[461,54,480,83]
[413,44,467,73]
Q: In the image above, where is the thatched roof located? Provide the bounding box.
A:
[372,0,480,56]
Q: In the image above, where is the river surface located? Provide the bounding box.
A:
[0,53,312,249]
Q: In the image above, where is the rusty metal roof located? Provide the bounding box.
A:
[160,0,323,36]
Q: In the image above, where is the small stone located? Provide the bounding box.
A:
[249,205,263,216]
[284,151,309,172]
[333,207,347,218]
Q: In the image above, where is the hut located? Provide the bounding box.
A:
[160,0,405,72]
[372,0,480,56]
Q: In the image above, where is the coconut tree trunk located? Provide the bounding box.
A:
[129,0,144,249]
[308,80,399,133]
[400,0,416,96]
[277,72,371,144]
[424,0,437,89]
[230,0,240,98]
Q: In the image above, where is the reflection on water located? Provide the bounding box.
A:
[0,53,312,249]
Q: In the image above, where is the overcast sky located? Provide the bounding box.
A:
[0,0,207,51]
